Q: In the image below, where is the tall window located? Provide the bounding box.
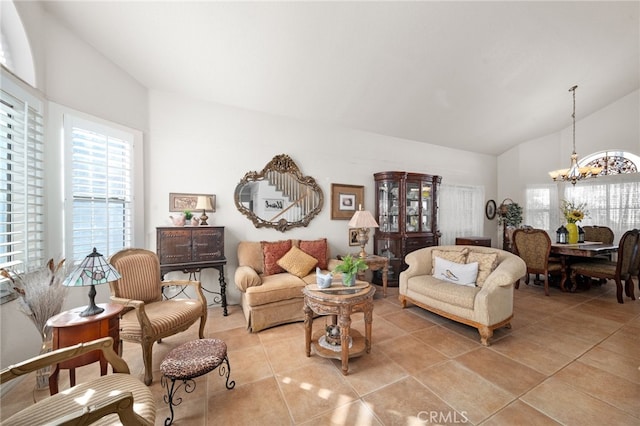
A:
[64,115,135,265]
[439,184,484,245]
[524,184,559,233]
[0,70,44,302]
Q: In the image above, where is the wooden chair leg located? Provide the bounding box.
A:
[543,275,550,296]
[198,315,206,339]
[142,341,155,386]
[615,278,624,304]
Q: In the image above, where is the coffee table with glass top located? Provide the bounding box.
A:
[303,281,375,375]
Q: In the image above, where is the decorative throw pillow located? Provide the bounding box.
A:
[277,246,318,278]
[299,238,329,270]
[431,248,469,274]
[261,240,292,276]
[467,251,498,287]
[433,256,478,286]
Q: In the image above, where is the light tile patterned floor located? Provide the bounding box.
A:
[2,281,639,425]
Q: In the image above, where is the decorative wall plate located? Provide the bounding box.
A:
[485,199,497,220]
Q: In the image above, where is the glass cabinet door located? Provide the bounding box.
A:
[405,182,420,233]
[378,180,400,233]
[421,182,433,232]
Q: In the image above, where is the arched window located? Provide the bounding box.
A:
[0,1,36,87]
[579,150,640,175]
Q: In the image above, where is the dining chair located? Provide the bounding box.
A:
[513,228,566,296]
[569,229,640,303]
[109,248,208,385]
[582,225,615,244]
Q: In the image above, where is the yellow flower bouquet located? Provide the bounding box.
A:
[561,200,589,224]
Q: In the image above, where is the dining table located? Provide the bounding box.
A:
[550,241,618,291]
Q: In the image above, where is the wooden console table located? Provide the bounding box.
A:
[47,303,123,395]
[157,226,228,315]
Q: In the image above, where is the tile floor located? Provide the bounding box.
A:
[2,281,639,425]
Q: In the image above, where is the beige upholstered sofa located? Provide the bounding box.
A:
[399,245,526,345]
[235,238,341,332]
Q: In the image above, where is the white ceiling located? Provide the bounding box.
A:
[41,1,639,155]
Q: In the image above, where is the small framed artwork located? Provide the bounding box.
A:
[349,229,360,246]
[485,199,497,220]
[263,198,284,211]
[331,183,364,220]
[169,193,213,212]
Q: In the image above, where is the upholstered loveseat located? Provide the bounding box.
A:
[234,238,341,332]
[399,245,526,345]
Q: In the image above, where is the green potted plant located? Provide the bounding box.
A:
[183,210,193,225]
[497,202,523,227]
[333,254,368,287]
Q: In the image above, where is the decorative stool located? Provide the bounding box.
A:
[160,338,235,425]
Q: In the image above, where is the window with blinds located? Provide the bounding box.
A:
[0,74,45,302]
[64,115,134,265]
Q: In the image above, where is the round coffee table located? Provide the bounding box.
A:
[303,282,375,375]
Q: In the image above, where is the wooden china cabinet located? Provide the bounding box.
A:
[373,171,441,286]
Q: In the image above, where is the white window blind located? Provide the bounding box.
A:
[0,75,45,273]
[439,184,484,245]
[64,115,134,264]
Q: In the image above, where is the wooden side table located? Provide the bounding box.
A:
[303,284,375,375]
[46,303,123,395]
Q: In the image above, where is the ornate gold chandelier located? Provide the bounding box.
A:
[548,85,602,185]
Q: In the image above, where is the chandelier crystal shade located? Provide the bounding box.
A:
[548,85,602,185]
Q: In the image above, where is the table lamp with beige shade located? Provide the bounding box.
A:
[348,205,379,258]
[195,195,216,225]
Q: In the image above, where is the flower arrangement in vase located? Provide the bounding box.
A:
[332,254,368,287]
[561,200,589,244]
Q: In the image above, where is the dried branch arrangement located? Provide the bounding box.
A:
[1,259,67,338]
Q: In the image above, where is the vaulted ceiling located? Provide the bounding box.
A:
[41,1,639,155]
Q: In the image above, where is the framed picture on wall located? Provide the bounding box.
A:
[331,183,364,220]
[169,193,213,212]
[349,229,360,246]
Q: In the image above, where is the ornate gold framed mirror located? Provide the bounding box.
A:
[234,154,324,231]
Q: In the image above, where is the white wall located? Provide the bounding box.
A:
[147,90,498,306]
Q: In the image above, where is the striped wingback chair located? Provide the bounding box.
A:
[109,248,207,385]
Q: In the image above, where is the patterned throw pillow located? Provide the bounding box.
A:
[431,248,469,274]
[277,246,319,278]
[299,238,329,270]
[261,240,292,276]
[467,251,498,287]
[433,256,478,287]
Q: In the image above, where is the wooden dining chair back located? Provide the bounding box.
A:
[569,229,639,303]
[513,228,565,296]
[582,225,615,244]
[109,248,208,385]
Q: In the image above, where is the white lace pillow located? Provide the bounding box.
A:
[433,256,478,287]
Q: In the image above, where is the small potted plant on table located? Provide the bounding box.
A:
[333,254,368,287]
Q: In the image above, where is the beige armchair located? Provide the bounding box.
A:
[109,248,207,385]
[0,337,155,425]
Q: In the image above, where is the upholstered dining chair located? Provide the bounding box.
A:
[569,229,640,304]
[513,228,566,296]
[582,225,615,244]
[109,248,207,385]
